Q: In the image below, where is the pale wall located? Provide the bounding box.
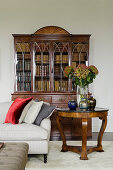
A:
[0,0,113,132]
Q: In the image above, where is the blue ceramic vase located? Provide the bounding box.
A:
[68,100,77,110]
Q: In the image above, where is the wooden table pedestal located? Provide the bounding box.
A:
[57,108,108,160]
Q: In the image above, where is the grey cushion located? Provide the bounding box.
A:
[35,98,40,102]
[34,103,56,126]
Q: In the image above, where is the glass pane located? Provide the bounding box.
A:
[15,43,31,91]
[53,42,69,92]
[34,42,50,91]
[72,42,88,66]
[72,42,89,91]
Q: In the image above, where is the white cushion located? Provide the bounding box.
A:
[0,101,13,123]
[0,123,48,141]
[23,101,43,124]
[19,100,33,124]
[40,118,51,135]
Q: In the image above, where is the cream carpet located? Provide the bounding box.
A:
[26,141,113,170]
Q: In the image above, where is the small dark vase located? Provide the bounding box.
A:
[68,100,77,110]
[88,96,96,110]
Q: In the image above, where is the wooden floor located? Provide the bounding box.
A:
[50,132,113,141]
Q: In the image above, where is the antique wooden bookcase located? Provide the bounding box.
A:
[12,26,91,140]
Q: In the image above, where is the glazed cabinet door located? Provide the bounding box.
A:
[71,41,89,91]
[33,42,51,92]
[15,42,32,92]
[52,41,70,92]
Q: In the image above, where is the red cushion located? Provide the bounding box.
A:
[5,97,32,124]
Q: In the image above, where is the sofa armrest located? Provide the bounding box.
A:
[0,101,13,123]
[40,118,51,133]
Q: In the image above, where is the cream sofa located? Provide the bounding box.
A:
[0,101,51,163]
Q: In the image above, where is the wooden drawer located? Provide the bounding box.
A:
[52,95,76,104]
[52,103,68,108]
[12,94,52,103]
[34,95,52,103]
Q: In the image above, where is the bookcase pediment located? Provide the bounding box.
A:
[34,26,70,35]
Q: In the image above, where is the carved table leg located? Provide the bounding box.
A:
[80,118,88,160]
[57,116,67,152]
[97,116,107,152]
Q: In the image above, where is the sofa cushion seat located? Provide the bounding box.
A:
[0,123,48,141]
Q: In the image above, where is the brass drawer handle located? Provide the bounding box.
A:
[59,98,65,102]
[39,98,44,101]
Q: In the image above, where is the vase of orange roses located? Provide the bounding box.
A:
[64,64,98,107]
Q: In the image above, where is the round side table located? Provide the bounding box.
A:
[56,107,108,160]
